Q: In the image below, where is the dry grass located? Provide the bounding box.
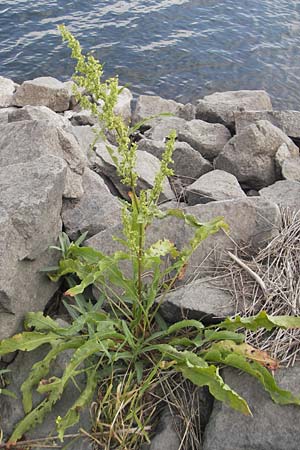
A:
[220,207,300,367]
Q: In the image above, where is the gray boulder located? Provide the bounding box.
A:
[144,117,231,160]
[259,180,300,212]
[132,94,185,124]
[68,124,103,161]
[142,410,181,450]
[0,120,85,198]
[159,277,235,323]
[87,197,281,283]
[62,168,122,239]
[186,170,246,205]
[196,90,272,130]
[275,143,300,182]
[235,109,300,139]
[0,107,18,123]
[215,120,299,189]
[93,143,174,201]
[13,77,71,112]
[8,104,69,128]
[0,76,17,107]
[113,86,133,124]
[0,155,66,339]
[138,138,212,185]
[69,108,98,126]
[203,364,300,450]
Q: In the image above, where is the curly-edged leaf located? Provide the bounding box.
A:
[9,383,64,443]
[217,311,300,332]
[0,332,61,355]
[177,363,251,415]
[202,340,279,370]
[24,312,62,332]
[56,367,98,441]
[203,348,300,406]
[21,338,84,413]
[145,343,208,368]
[48,258,93,282]
[67,244,105,264]
[145,239,179,259]
[0,388,16,398]
[203,330,245,344]
[166,319,204,334]
[159,209,228,235]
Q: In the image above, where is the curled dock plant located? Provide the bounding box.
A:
[1,27,300,450]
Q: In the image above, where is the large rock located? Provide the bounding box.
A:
[132,95,185,125]
[215,120,299,189]
[142,410,181,450]
[0,155,66,338]
[203,364,300,450]
[87,197,281,283]
[93,143,174,201]
[144,117,231,160]
[13,77,71,112]
[275,143,300,182]
[0,76,17,107]
[0,120,85,198]
[196,90,272,130]
[62,168,122,240]
[8,104,69,128]
[159,277,235,323]
[186,170,246,205]
[0,107,18,123]
[259,180,300,212]
[138,138,212,184]
[235,109,300,139]
[0,341,93,449]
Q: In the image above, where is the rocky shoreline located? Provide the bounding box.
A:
[1,75,300,450]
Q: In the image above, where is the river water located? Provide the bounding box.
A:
[1,0,300,109]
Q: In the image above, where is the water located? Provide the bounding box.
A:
[1,0,300,109]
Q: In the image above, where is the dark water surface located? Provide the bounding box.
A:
[1,1,300,109]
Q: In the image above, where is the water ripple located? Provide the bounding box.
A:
[0,0,300,109]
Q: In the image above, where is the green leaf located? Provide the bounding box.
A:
[166,319,204,335]
[57,367,98,441]
[203,329,245,343]
[177,364,251,415]
[21,339,84,413]
[203,348,300,406]
[24,312,62,332]
[217,311,300,332]
[0,388,17,398]
[0,332,61,355]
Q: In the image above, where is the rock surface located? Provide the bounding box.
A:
[259,180,300,212]
[0,155,66,338]
[0,76,17,107]
[13,76,71,111]
[235,109,300,139]
[196,90,272,130]
[132,94,184,124]
[87,197,281,283]
[62,167,122,239]
[93,143,174,201]
[203,364,300,450]
[0,120,85,198]
[186,169,246,205]
[215,120,299,188]
[144,116,231,160]
[138,138,213,184]
[8,104,69,127]
[159,277,235,323]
